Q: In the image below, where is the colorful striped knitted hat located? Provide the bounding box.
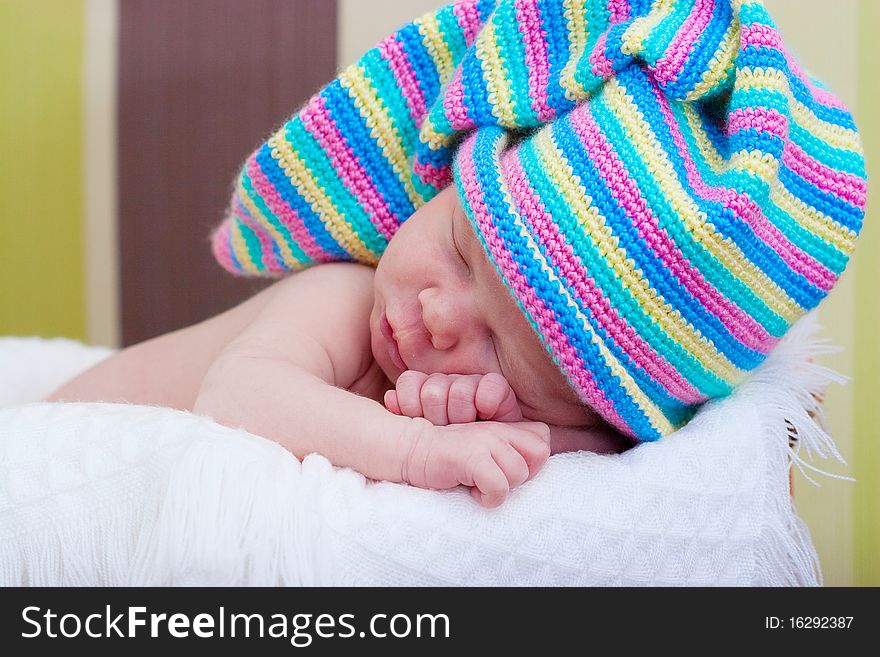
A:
[212,0,866,442]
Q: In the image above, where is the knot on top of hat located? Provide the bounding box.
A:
[413,0,747,192]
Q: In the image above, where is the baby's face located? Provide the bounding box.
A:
[371,186,599,428]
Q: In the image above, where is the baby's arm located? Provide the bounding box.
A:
[385,370,630,455]
[45,281,279,410]
[192,264,551,507]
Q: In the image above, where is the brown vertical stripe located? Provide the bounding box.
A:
[118,0,337,345]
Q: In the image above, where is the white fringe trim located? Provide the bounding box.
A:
[0,312,849,586]
[735,311,851,586]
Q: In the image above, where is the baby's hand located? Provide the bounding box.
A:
[402,419,551,508]
[384,371,523,425]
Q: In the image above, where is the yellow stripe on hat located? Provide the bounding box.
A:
[730,148,779,182]
[683,84,858,258]
[734,65,789,95]
[269,131,378,264]
[534,126,745,385]
[236,179,306,270]
[736,67,862,152]
[339,64,423,208]
[790,97,862,153]
[620,0,675,57]
[489,139,676,434]
[419,113,453,151]
[770,179,859,255]
[229,222,261,274]
[475,19,518,127]
[732,0,760,11]
[681,103,725,175]
[684,19,740,102]
[418,13,456,85]
[560,0,588,101]
[603,76,803,323]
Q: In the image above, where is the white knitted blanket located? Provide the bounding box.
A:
[0,314,846,586]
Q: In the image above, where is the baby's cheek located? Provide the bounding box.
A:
[521,399,598,427]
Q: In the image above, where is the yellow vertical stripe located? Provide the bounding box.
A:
[0,0,85,338]
[560,0,588,100]
[83,0,120,348]
[417,12,455,84]
[475,20,517,127]
[854,0,880,586]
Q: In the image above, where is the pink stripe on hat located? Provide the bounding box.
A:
[301,97,399,240]
[652,0,714,85]
[784,140,868,209]
[246,154,326,262]
[651,82,837,295]
[231,195,285,271]
[379,36,429,123]
[503,149,707,404]
[515,0,556,122]
[570,103,778,354]
[456,133,632,433]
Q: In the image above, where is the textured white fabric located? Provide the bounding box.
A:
[0,314,844,586]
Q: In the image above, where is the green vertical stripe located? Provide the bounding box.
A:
[855,0,880,587]
[0,0,85,338]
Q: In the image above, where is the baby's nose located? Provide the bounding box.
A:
[418,287,467,352]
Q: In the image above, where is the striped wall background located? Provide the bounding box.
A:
[0,0,876,585]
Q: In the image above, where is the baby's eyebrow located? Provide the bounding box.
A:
[455,206,499,285]
[454,204,478,252]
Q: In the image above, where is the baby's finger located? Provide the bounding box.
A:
[504,422,551,479]
[419,373,453,425]
[383,389,401,415]
[489,441,530,490]
[469,461,510,508]
[395,370,429,418]
[475,373,522,422]
[447,375,481,424]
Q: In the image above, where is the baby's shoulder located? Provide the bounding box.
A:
[292,260,375,287]
[260,262,373,325]
[268,262,375,311]
[250,262,376,386]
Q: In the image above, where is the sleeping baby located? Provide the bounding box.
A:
[49,185,626,507]
[47,0,865,506]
